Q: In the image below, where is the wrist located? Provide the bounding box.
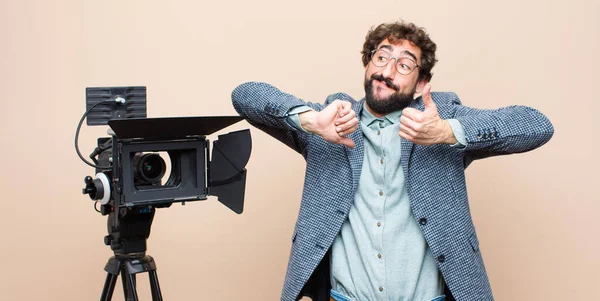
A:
[299,110,319,134]
[443,120,458,144]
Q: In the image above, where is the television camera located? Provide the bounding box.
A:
[76,86,251,300]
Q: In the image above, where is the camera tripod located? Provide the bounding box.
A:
[94,206,164,301]
[100,252,163,301]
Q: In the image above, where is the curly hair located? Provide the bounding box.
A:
[361,21,438,82]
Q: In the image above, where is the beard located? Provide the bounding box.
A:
[364,73,416,115]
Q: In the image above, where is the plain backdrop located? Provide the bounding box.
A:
[0,0,598,300]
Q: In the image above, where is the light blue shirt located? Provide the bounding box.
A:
[287,103,466,301]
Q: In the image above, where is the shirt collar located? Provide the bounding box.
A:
[361,102,402,127]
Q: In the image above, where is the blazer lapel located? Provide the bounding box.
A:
[400,97,424,179]
[345,101,365,193]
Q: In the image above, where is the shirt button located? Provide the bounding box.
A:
[379,287,384,292]
[379,191,383,196]
[419,218,427,225]
[377,253,382,259]
[377,222,381,227]
[380,158,383,164]
[377,131,381,135]
[438,255,446,263]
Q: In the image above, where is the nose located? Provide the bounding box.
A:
[381,58,397,80]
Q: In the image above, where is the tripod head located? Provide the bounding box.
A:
[104,205,156,255]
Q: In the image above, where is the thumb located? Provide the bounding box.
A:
[422,84,435,110]
[338,101,352,117]
[340,137,355,149]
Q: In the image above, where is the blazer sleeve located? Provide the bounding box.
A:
[231,82,325,156]
[439,92,555,166]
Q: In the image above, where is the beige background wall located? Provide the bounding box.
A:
[0,0,598,300]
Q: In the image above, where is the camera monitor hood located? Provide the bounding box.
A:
[108,116,245,139]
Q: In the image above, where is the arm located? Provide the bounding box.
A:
[231,82,324,156]
[450,94,554,165]
[231,82,359,155]
[399,84,554,167]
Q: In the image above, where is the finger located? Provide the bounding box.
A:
[422,84,436,110]
[400,124,419,138]
[336,117,359,133]
[402,107,424,121]
[336,101,352,117]
[398,130,414,142]
[399,131,430,145]
[400,115,419,131]
[335,109,356,125]
[339,136,355,148]
[339,124,359,136]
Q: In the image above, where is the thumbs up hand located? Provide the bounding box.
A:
[399,84,457,146]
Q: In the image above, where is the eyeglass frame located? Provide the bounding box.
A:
[369,49,420,76]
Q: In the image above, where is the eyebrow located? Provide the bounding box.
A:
[377,45,418,63]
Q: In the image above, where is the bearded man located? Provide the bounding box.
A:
[231,20,554,301]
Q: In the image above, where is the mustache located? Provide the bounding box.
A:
[370,74,400,91]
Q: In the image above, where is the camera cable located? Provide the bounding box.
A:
[74,98,124,169]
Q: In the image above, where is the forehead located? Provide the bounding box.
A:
[376,38,422,62]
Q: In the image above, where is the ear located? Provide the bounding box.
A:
[414,79,429,94]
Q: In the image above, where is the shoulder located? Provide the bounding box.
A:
[430,91,461,105]
[232,81,279,96]
[324,92,360,105]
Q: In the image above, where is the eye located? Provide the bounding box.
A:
[398,58,415,70]
[377,55,388,62]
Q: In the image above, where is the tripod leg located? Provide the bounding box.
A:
[100,272,119,301]
[127,272,140,301]
[121,267,130,300]
[120,267,138,301]
[149,270,163,301]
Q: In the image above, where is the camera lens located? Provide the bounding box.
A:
[133,153,166,185]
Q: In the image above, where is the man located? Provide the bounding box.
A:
[231,21,553,301]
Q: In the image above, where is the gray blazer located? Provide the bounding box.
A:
[231,82,554,301]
